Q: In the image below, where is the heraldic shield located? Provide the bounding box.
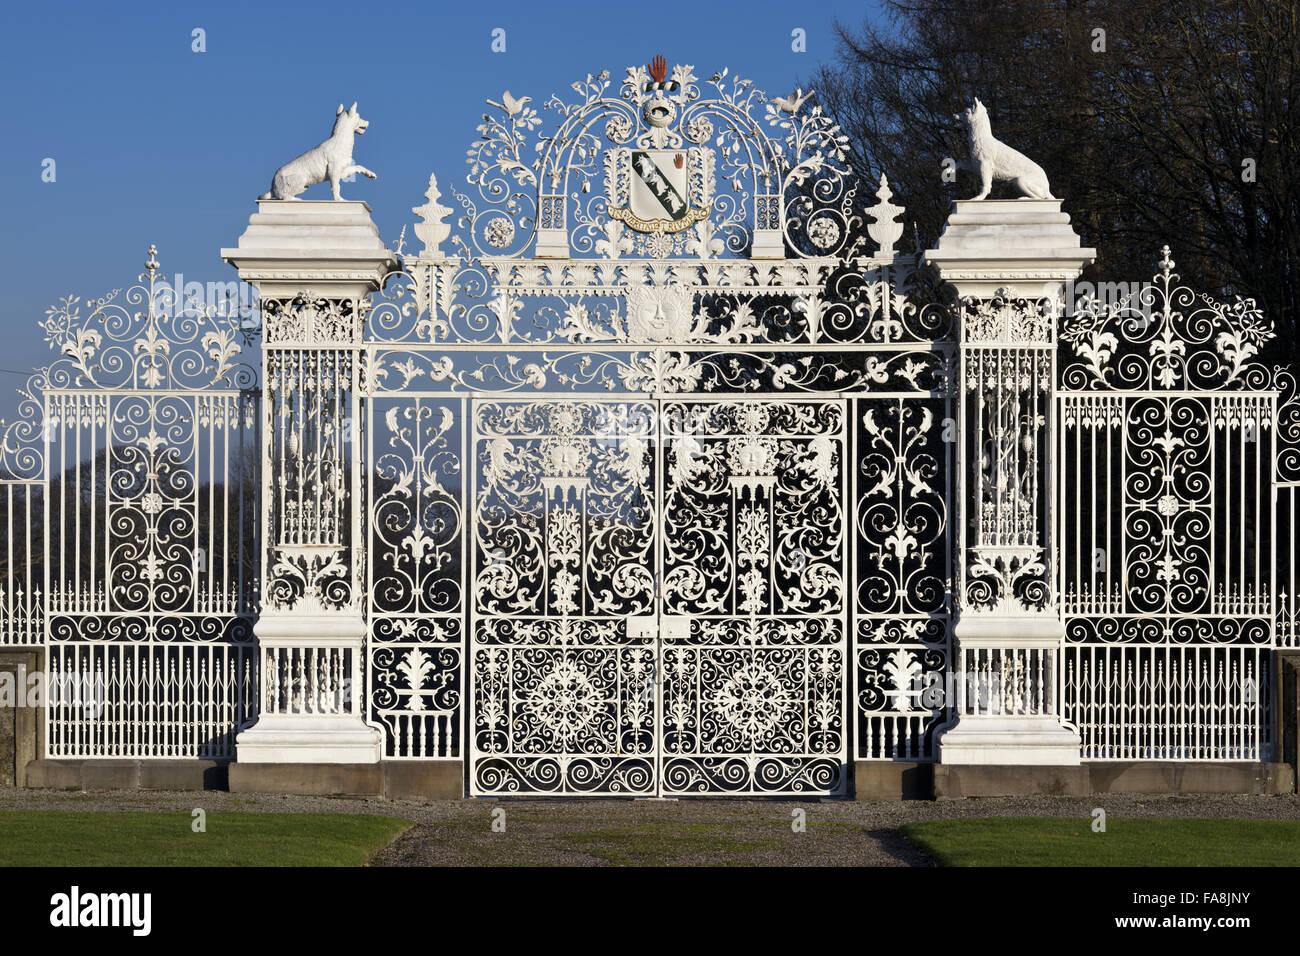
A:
[611,147,712,234]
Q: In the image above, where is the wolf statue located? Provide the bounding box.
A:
[957,98,1054,201]
[260,102,376,201]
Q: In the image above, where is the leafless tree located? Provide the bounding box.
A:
[813,0,1299,357]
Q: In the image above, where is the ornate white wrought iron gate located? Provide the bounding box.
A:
[466,396,849,795]
[1056,250,1278,760]
[658,397,846,794]
[0,249,260,759]
[470,397,660,794]
[1,61,1293,794]
[351,62,954,795]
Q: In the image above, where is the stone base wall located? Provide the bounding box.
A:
[18,757,1294,801]
[0,651,41,788]
[228,760,462,800]
[24,758,463,801]
[854,761,1296,800]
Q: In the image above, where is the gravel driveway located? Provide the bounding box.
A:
[2,788,1297,866]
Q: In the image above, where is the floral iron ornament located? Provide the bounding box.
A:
[459,59,857,260]
[1060,246,1274,391]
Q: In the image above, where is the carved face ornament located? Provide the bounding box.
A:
[729,438,776,476]
[545,441,586,477]
[624,284,695,342]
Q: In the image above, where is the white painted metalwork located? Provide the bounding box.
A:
[0,247,260,758]
[343,62,947,792]
[1066,644,1267,761]
[1057,249,1278,761]
[0,63,1293,787]
[362,62,957,794]
[0,480,42,645]
[365,395,465,759]
[48,642,254,759]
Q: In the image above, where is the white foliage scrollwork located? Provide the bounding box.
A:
[459,63,856,261]
[1,246,258,481]
[3,248,260,759]
[465,398,849,794]
[1057,247,1282,760]
[1060,247,1273,391]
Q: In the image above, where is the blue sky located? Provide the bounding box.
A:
[0,0,869,423]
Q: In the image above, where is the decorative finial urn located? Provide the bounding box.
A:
[412,173,453,258]
[866,174,905,258]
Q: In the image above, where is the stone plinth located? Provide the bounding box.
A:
[221,199,398,298]
[922,199,1096,298]
[233,613,382,766]
[935,616,1081,766]
[234,718,382,765]
[936,717,1084,766]
[235,617,381,765]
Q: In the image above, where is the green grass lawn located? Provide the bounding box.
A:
[0,811,411,866]
[903,817,1300,866]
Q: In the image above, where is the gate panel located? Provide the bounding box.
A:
[469,399,658,794]
[45,389,259,758]
[660,398,847,795]
[365,395,466,759]
[5,252,265,760]
[1059,392,1274,759]
[1054,251,1284,762]
[852,396,952,761]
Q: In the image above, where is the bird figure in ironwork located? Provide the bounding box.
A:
[771,88,813,114]
[488,90,532,116]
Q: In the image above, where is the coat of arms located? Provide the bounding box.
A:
[609,147,712,234]
[606,57,714,235]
